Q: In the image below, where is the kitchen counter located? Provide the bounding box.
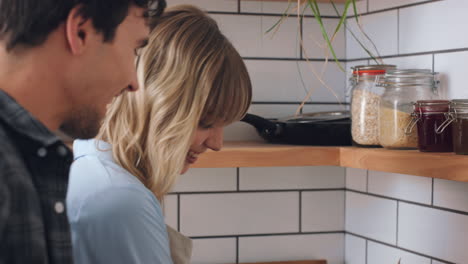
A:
[194,141,468,182]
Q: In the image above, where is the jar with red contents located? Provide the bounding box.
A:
[437,100,468,155]
[406,100,453,152]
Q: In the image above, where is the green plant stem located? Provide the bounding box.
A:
[308,0,344,71]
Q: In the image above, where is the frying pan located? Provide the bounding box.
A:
[241,111,352,146]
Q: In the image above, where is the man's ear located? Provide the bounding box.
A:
[65,5,93,55]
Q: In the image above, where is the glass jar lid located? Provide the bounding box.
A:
[352,65,396,76]
[382,69,438,87]
[413,100,450,114]
[450,99,468,115]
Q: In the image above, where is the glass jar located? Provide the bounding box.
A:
[406,100,453,152]
[350,65,396,146]
[378,69,439,149]
[437,100,468,155]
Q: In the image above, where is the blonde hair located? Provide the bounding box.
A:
[97,5,252,201]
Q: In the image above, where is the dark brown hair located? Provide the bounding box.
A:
[0,0,166,51]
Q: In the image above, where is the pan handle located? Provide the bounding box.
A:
[241,113,282,138]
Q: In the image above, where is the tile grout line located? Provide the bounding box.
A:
[236,236,240,264]
[243,46,468,62]
[251,101,349,105]
[242,56,347,62]
[191,231,346,240]
[344,188,347,244]
[348,0,442,18]
[347,189,468,216]
[299,191,302,233]
[347,232,455,264]
[397,9,400,55]
[396,201,399,246]
[237,168,240,191]
[366,170,369,192]
[177,194,181,232]
[347,47,468,62]
[365,239,368,264]
[343,169,347,235]
[170,188,346,195]
[431,178,435,206]
[172,187,468,217]
[208,11,339,19]
[300,14,304,60]
[237,0,241,14]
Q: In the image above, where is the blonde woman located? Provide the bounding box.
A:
[66,5,252,264]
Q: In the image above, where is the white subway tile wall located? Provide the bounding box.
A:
[239,166,345,190]
[346,168,367,192]
[302,191,345,232]
[191,238,237,264]
[346,191,397,245]
[172,168,237,193]
[398,203,468,263]
[212,14,300,58]
[247,104,306,119]
[368,171,432,205]
[223,121,262,141]
[369,0,429,12]
[354,0,368,14]
[240,0,346,16]
[380,55,433,71]
[239,234,344,264]
[345,234,366,264]
[163,194,178,229]
[433,179,468,213]
[180,192,299,236]
[346,10,398,59]
[246,59,345,102]
[161,1,468,263]
[343,1,468,263]
[367,241,431,264]
[303,18,346,60]
[435,51,468,99]
[399,1,468,55]
[166,0,238,12]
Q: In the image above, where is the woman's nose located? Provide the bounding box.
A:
[206,127,223,151]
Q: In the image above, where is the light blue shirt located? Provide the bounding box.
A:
[66,139,173,264]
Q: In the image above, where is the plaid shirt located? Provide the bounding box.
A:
[0,90,73,264]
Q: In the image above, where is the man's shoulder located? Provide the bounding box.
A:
[0,122,29,175]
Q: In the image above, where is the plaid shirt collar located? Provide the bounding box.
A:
[0,89,61,147]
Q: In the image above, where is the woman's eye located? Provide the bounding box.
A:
[199,122,213,129]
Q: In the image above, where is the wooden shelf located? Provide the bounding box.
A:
[193,141,340,168]
[340,148,468,181]
[193,141,468,182]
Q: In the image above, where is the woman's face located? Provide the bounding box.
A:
[181,124,224,174]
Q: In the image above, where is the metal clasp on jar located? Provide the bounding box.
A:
[405,101,423,135]
[436,112,456,134]
[404,112,421,135]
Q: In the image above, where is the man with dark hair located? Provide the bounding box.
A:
[0,0,166,263]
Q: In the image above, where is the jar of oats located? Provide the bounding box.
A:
[350,65,396,146]
[378,69,439,149]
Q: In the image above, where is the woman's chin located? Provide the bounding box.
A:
[181,164,190,174]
